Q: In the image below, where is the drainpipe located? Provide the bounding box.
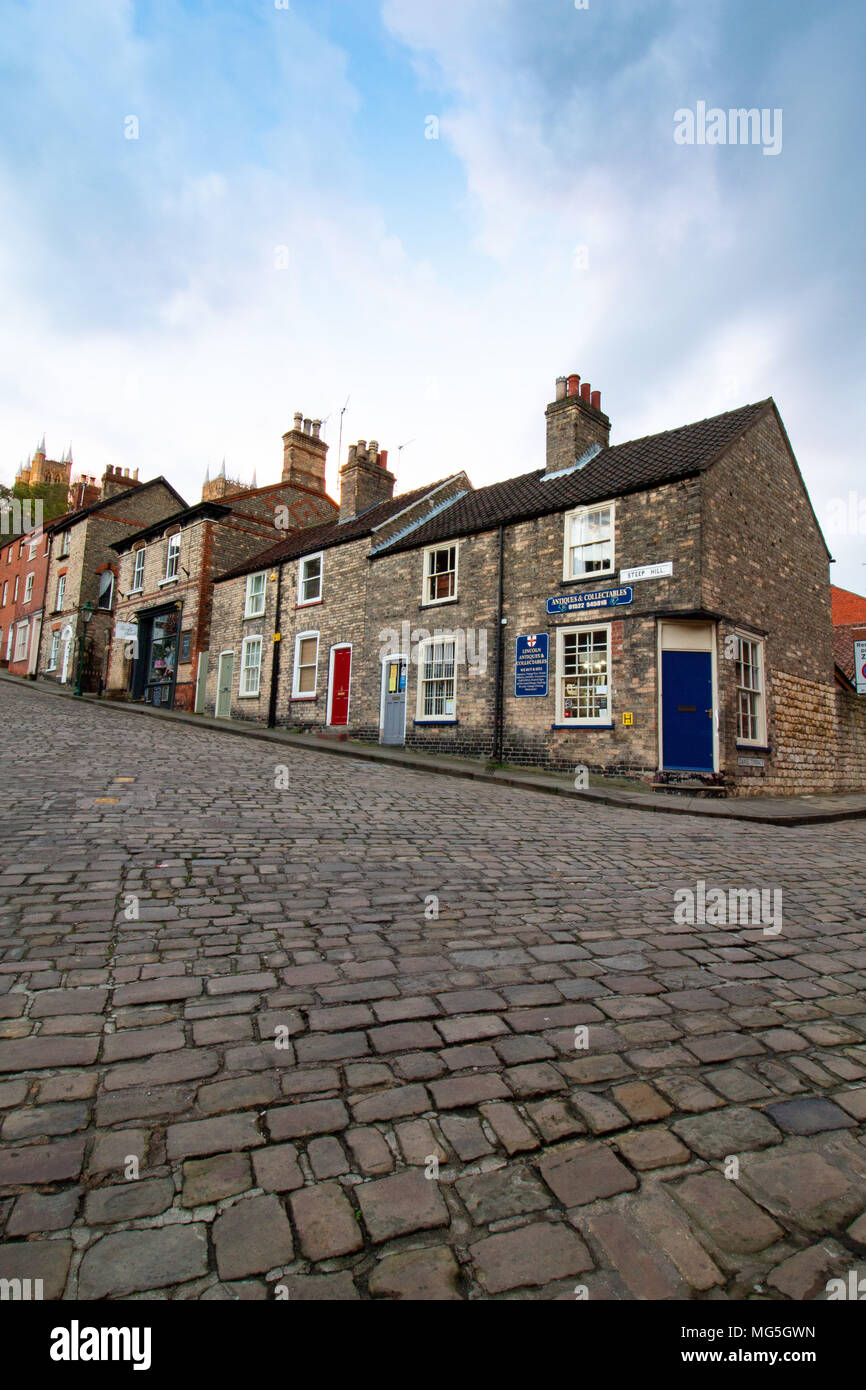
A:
[267,564,282,729]
[493,523,505,763]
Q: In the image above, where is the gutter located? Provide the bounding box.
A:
[493,523,505,762]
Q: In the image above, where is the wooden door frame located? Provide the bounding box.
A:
[326,643,352,727]
[379,651,408,745]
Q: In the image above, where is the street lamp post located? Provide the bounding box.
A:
[73,601,95,698]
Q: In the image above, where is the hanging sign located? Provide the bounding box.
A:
[515,633,549,697]
[855,640,866,695]
[115,621,138,641]
[546,585,632,615]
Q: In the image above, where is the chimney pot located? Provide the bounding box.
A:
[348,444,357,463]
[590,389,601,411]
[556,376,568,401]
[567,374,581,397]
[379,449,388,470]
[293,411,303,431]
[580,382,591,402]
[303,418,312,435]
[368,440,378,459]
[312,419,321,439]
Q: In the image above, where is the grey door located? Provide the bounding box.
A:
[215,651,234,718]
[382,657,407,745]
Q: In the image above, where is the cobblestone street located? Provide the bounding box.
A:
[1,680,865,1302]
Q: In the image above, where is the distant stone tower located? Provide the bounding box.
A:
[201,458,257,503]
[17,438,73,489]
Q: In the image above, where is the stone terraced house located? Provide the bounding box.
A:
[104,416,337,710]
[37,469,187,693]
[203,375,866,796]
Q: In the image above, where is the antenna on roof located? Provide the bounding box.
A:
[336,395,350,467]
[397,439,415,471]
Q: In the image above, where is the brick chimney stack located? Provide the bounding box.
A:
[281,412,328,495]
[339,438,395,523]
[545,373,610,474]
[100,464,141,500]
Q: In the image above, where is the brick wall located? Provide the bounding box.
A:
[39,482,182,685]
[105,484,334,709]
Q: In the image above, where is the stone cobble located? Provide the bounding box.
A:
[1,682,866,1300]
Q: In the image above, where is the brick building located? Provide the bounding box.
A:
[205,434,470,725]
[104,416,337,710]
[0,523,59,677]
[38,470,186,691]
[831,585,866,689]
[203,376,866,796]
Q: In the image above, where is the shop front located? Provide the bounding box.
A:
[129,602,182,708]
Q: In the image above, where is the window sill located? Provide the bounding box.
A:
[127,587,143,596]
[296,599,322,609]
[559,573,615,587]
[413,718,457,726]
[291,694,318,701]
[158,577,178,588]
[419,597,459,610]
[736,743,771,753]
[238,692,261,700]
[551,722,614,730]
[244,610,266,621]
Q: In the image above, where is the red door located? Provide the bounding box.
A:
[329,646,351,725]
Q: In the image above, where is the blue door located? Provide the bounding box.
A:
[662,651,714,771]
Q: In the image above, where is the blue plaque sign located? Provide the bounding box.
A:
[515,633,549,697]
[546,585,633,615]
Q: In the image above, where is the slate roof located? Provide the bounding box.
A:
[215,476,464,584]
[379,400,772,555]
[48,478,188,535]
[111,501,233,553]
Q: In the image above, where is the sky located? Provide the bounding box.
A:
[1,0,864,590]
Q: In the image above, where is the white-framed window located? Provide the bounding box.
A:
[56,574,66,610]
[57,532,70,557]
[164,533,181,580]
[2,582,7,606]
[423,544,458,604]
[13,576,19,601]
[13,621,29,662]
[292,630,319,696]
[563,502,615,579]
[48,630,60,670]
[28,536,38,560]
[735,635,766,744]
[245,571,267,618]
[24,573,34,603]
[297,553,323,605]
[4,627,12,659]
[556,624,611,725]
[98,570,114,610]
[131,548,145,592]
[239,635,263,697]
[416,636,456,720]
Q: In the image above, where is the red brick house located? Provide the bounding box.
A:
[0,522,60,677]
[831,585,866,688]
